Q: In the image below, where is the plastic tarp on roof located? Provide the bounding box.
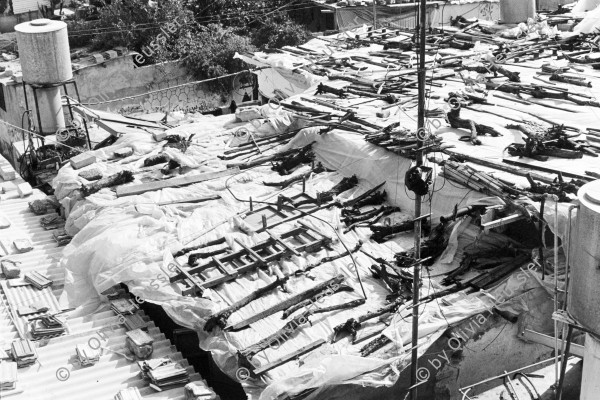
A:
[51,26,587,396]
[574,1,600,32]
[50,110,557,400]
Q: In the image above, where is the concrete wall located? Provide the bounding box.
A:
[74,56,231,116]
[0,56,234,165]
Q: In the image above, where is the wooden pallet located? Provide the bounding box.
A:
[170,222,332,296]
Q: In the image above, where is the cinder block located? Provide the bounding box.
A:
[153,132,168,141]
[0,166,16,181]
[16,182,33,198]
[70,153,96,170]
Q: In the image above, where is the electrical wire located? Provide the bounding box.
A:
[78,67,270,105]
[0,119,87,155]
[67,3,317,37]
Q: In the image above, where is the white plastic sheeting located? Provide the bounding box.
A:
[49,112,552,400]
[574,2,600,32]
[50,36,586,396]
[572,0,600,13]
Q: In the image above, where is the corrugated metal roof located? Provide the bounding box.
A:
[0,157,217,400]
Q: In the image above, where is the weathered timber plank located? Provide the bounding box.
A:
[116,168,240,197]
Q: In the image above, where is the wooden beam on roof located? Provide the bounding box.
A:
[116,168,240,197]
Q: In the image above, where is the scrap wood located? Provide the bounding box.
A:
[81,170,134,197]
[116,168,240,197]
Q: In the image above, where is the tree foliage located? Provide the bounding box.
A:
[172,24,255,92]
[66,0,311,94]
[252,13,311,50]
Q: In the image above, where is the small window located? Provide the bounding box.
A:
[0,85,5,112]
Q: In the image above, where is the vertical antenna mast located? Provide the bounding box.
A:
[410,0,427,397]
[373,0,377,29]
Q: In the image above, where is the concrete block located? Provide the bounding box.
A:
[16,182,33,198]
[0,166,16,181]
[153,132,168,141]
[70,153,96,170]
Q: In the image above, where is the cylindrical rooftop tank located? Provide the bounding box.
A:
[15,19,71,134]
[15,19,72,84]
[568,180,600,334]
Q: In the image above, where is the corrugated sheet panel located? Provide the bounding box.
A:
[0,155,217,400]
[1,282,62,339]
[11,311,202,400]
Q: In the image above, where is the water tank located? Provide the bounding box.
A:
[568,180,600,335]
[15,19,72,84]
[499,0,536,24]
[15,19,71,134]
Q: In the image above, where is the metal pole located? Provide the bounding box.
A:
[553,198,559,388]
[373,0,377,30]
[557,325,574,400]
[410,0,427,398]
